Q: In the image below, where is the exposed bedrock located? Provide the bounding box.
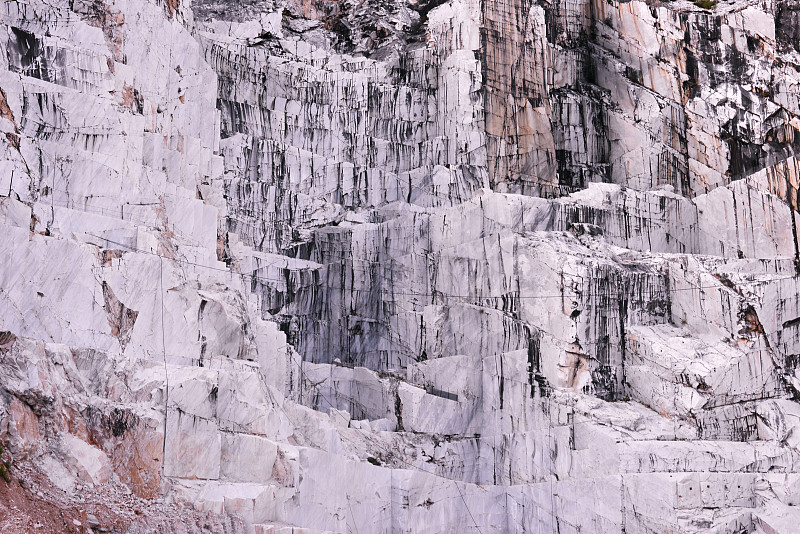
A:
[206,0,800,260]
[1,0,800,533]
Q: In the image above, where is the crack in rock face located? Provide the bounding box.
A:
[1,0,800,532]
[101,281,139,352]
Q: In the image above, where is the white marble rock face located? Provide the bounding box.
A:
[1,0,800,532]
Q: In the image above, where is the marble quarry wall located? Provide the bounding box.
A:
[1,0,800,533]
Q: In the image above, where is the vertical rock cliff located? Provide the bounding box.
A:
[1,0,800,532]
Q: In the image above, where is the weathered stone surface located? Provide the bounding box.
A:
[1,0,800,532]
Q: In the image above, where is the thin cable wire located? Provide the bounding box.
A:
[159,255,170,476]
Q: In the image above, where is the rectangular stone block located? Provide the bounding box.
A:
[164,409,220,479]
[221,433,277,483]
